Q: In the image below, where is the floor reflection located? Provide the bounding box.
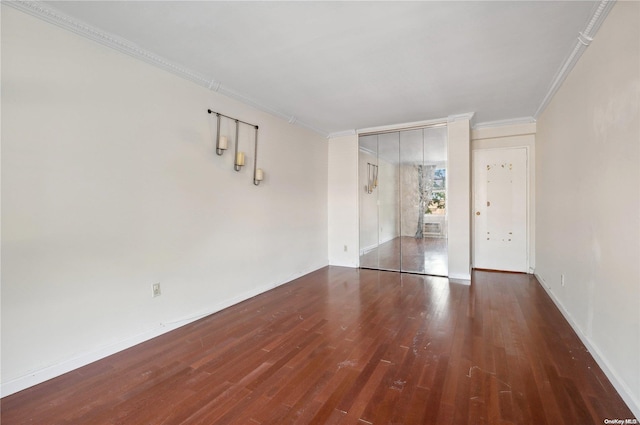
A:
[360,236,448,276]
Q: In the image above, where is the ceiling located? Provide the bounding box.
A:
[24,1,605,136]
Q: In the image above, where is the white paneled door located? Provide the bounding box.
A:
[473,147,528,272]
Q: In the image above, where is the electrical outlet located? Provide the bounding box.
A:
[344,245,348,252]
[152,283,161,297]
[560,274,565,287]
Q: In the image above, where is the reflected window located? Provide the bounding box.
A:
[427,168,446,215]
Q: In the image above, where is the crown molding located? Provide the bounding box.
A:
[328,129,357,139]
[358,145,377,157]
[534,0,616,118]
[358,117,449,136]
[447,112,475,123]
[471,122,537,141]
[473,116,536,130]
[5,0,212,86]
[7,0,614,139]
[4,0,330,138]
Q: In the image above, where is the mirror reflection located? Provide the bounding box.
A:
[358,126,448,276]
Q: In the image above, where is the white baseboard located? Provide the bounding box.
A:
[448,273,471,285]
[1,320,189,398]
[535,273,640,420]
[1,262,328,398]
[358,235,398,255]
[328,260,358,268]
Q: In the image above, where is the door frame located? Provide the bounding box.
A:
[471,146,530,272]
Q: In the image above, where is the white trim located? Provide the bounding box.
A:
[3,0,330,138]
[448,275,471,285]
[533,0,616,118]
[535,274,640,420]
[0,262,328,397]
[447,112,475,123]
[328,129,357,139]
[358,234,397,256]
[327,260,358,268]
[358,145,377,158]
[4,0,213,86]
[473,116,536,130]
[471,122,537,141]
[357,117,448,135]
[5,0,616,140]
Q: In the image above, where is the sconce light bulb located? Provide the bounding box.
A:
[218,136,228,150]
[236,151,245,166]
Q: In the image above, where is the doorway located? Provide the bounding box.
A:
[473,147,528,272]
[358,125,448,276]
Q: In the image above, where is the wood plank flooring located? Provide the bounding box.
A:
[1,267,635,424]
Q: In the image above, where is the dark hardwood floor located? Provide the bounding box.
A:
[1,267,634,424]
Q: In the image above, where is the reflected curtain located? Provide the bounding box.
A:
[415,165,436,238]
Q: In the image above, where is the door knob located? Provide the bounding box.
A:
[476,211,481,216]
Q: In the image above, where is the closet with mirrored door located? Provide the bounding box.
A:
[359,125,448,276]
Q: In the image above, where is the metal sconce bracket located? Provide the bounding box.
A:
[208,109,263,185]
[233,119,242,171]
[253,126,263,185]
[367,162,379,194]
[214,112,225,156]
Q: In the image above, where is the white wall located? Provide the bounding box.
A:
[1,6,328,395]
[328,135,359,267]
[535,1,640,417]
[471,123,536,271]
[447,118,471,281]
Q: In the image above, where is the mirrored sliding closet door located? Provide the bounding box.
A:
[358,125,448,276]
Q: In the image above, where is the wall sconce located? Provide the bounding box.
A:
[208,108,264,186]
[253,125,263,185]
[218,136,228,155]
[254,168,264,186]
[233,119,245,172]
[235,152,245,171]
[367,162,378,194]
[210,111,228,156]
